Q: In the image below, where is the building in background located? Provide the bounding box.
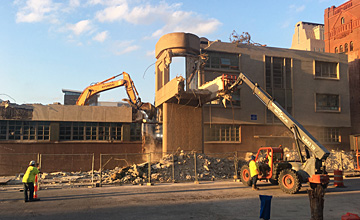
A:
[324,0,360,134]
[62,89,99,106]
[291,21,325,52]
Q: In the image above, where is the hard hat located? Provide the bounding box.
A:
[29,160,36,166]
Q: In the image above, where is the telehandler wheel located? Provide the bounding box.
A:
[240,165,252,186]
[278,169,301,194]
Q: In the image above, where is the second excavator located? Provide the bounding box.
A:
[76,72,156,120]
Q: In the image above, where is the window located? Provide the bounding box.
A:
[340,45,343,53]
[335,47,338,53]
[317,128,340,143]
[205,52,239,70]
[350,41,353,51]
[59,122,126,141]
[204,124,240,142]
[265,56,292,123]
[130,123,141,141]
[341,17,345,24]
[345,43,348,53]
[316,94,340,112]
[315,61,338,79]
[0,120,50,141]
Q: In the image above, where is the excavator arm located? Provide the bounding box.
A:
[76,72,156,119]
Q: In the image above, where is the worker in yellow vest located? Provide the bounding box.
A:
[267,151,273,172]
[22,160,40,202]
[249,155,260,190]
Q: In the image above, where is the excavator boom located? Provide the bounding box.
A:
[76,72,156,119]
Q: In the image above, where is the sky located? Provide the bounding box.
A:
[0,0,347,105]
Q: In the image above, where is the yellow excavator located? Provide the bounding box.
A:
[76,72,156,120]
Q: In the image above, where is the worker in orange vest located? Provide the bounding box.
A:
[249,155,260,190]
[22,160,41,202]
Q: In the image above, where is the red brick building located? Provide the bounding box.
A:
[324,0,360,60]
[325,0,360,135]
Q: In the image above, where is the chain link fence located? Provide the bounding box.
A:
[0,149,358,188]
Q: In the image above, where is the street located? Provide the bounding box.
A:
[0,177,359,220]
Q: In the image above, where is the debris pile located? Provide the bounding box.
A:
[283,148,357,171]
[101,152,246,185]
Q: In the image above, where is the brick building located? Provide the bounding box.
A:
[324,0,360,134]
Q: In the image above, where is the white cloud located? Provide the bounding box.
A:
[95,4,129,22]
[112,40,140,55]
[93,31,108,42]
[15,0,60,23]
[151,11,221,38]
[68,20,94,35]
[95,1,221,37]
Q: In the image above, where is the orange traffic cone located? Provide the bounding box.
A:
[33,174,38,199]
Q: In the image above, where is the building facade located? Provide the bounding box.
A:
[324,0,360,134]
[324,0,360,60]
[155,33,351,155]
[291,21,325,52]
[0,103,143,174]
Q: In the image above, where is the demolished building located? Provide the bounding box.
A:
[155,32,351,155]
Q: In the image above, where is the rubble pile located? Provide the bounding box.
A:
[101,151,246,185]
[283,148,357,171]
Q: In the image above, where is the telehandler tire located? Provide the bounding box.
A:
[240,165,252,186]
[278,169,301,194]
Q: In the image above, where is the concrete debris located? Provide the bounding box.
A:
[283,148,357,171]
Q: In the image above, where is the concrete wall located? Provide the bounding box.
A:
[0,104,133,123]
[163,103,203,153]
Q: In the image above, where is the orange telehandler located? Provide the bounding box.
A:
[76,72,156,119]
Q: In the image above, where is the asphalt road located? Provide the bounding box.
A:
[0,177,359,220]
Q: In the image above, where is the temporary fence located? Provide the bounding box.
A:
[0,150,357,187]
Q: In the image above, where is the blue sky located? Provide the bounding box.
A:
[0,0,347,105]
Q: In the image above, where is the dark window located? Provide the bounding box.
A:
[0,120,50,141]
[205,52,239,70]
[317,128,340,143]
[345,43,348,53]
[350,41,353,51]
[335,47,338,53]
[315,61,337,79]
[340,45,343,53]
[265,56,292,123]
[204,124,240,142]
[341,17,345,24]
[130,123,141,141]
[316,94,340,112]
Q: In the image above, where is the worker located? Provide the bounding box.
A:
[22,160,40,202]
[267,151,273,171]
[249,155,260,190]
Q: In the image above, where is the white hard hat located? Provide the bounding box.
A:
[29,160,36,166]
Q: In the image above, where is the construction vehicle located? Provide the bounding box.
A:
[350,135,360,172]
[76,72,156,120]
[219,72,330,194]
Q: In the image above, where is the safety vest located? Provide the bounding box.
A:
[249,160,259,177]
[268,154,273,170]
[22,166,39,183]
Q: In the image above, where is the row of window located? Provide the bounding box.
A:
[334,41,354,53]
[0,121,142,142]
[204,124,340,143]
